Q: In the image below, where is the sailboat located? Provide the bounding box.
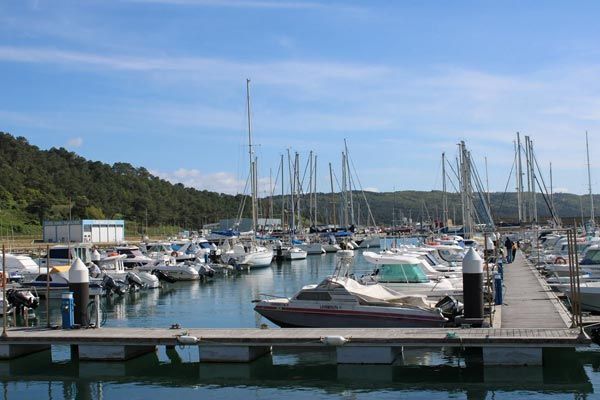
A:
[222,79,273,269]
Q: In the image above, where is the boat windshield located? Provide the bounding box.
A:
[437,249,464,262]
[295,291,333,301]
[582,249,600,264]
[377,264,429,283]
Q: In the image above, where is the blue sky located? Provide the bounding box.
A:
[1,1,600,196]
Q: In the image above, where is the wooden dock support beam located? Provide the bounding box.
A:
[78,345,156,361]
[198,345,271,362]
[336,346,402,364]
[0,344,50,360]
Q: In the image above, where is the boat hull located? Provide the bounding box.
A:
[255,306,446,328]
[297,243,325,255]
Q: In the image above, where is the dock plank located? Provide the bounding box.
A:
[501,252,570,329]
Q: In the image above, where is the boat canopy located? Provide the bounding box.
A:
[377,263,429,283]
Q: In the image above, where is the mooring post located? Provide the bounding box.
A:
[69,258,89,327]
[1,243,6,339]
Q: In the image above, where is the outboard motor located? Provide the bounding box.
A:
[102,275,125,296]
[126,272,144,290]
[435,295,463,320]
[151,269,177,283]
[198,264,215,280]
[89,263,102,279]
[7,289,40,313]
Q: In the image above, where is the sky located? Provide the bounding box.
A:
[1,1,600,196]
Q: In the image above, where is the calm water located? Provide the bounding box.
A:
[4,242,600,399]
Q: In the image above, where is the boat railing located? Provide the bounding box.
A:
[255,293,288,299]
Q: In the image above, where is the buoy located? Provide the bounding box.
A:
[176,335,199,345]
[69,258,90,327]
[321,335,349,346]
[462,248,484,320]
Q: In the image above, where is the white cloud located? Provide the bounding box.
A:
[67,137,83,148]
[151,168,274,196]
[152,168,246,194]
[363,187,380,193]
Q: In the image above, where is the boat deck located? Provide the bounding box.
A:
[501,251,571,329]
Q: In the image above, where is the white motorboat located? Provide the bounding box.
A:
[322,243,342,253]
[362,252,462,298]
[137,261,199,281]
[27,265,104,298]
[283,246,308,260]
[564,282,600,312]
[0,253,44,282]
[295,242,325,255]
[38,244,93,268]
[90,252,160,289]
[254,251,449,328]
[222,242,273,268]
[114,245,155,269]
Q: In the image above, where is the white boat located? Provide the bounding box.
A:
[114,245,155,269]
[90,252,160,289]
[137,261,199,281]
[282,247,308,260]
[28,265,104,298]
[254,251,448,328]
[354,233,383,248]
[0,253,45,282]
[322,243,341,253]
[564,282,600,312]
[222,242,273,268]
[296,242,324,255]
[362,252,462,298]
[38,244,93,268]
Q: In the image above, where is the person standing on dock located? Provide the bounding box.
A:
[504,236,513,263]
[512,241,518,263]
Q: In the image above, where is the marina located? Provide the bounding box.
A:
[3,2,600,399]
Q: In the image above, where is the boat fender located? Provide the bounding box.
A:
[177,335,199,345]
[321,335,349,346]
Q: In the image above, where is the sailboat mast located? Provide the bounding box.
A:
[516,132,525,223]
[342,152,349,228]
[309,151,313,227]
[550,161,554,223]
[442,152,448,227]
[586,131,595,229]
[288,149,295,233]
[295,152,301,230]
[329,162,336,226]
[344,139,355,226]
[514,138,522,223]
[314,155,318,226]
[246,79,258,232]
[281,154,285,229]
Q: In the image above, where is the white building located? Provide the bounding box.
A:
[43,219,125,244]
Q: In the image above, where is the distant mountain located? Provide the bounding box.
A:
[0,132,595,234]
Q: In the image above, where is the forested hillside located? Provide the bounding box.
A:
[0,133,245,233]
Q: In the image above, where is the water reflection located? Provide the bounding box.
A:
[0,346,594,400]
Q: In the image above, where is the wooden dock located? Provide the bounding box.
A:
[0,325,588,365]
[501,252,571,329]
